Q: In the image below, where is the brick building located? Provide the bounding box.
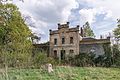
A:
[49,22,110,60]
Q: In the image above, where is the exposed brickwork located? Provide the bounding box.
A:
[49,22,80,60]
[49,22,111,60]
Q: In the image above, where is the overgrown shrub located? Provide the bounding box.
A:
[112,44,120,66]
[68,52,96,67]
[31,50,59,68]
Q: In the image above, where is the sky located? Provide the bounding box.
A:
[12,0,120,43]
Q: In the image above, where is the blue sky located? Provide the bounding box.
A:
[12,0,120,43]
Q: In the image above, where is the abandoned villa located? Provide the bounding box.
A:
[49,22,110,60]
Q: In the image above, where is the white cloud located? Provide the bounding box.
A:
[104,10,112,20]
[79,8,97,25]
[14,0,78,23]
[12,0,120,42]
[78,0,120,20]
[76,0,120,37]
[13,0,78,42]
[79,7,109,25]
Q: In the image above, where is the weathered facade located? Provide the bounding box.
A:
[49,22,110,60]
[49,22,80,60]
[80,37,110,57]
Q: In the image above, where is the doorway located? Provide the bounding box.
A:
[60,50,65,60]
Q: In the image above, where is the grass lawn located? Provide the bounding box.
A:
[0,66,120,80]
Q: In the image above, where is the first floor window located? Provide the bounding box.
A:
[62,37,65,44]
[70,37,73,44]
[54,38,57,45]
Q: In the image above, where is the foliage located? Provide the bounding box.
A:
[68,43,120,67]
[68,52,96,67]
[112,44,120,66]
[0,3,32,68]
[113,19,120,44]
[0,3,57,69]
[94,55,105,66]
[30,33,41,44]
[31,50,58,68]
[102,44,113,67]
[114,19,120,38]
[67,43,115,67]
[83,22,95,37]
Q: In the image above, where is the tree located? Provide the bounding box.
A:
[113,19,120,44]
[112,44,120,66]
[30,33,41,44]
[103,44,113,67]
[83,22,95,37]
[112,19,120,67]
[0,3,32,67]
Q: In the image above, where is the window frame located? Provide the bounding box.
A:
[70,37,73,44]
[62,37,65,44]
[54,38,57,45]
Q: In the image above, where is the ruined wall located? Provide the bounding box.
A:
[79,43,105,57]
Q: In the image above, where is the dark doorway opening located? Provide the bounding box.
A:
[54,50,57,59]
[61,50,65,60]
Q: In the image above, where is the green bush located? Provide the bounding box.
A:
[31,50,59,68]
[68,52,96,67]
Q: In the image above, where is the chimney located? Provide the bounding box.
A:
[66,22,69,27]
[58,23,61,29]
[76,25,79,31]
[81,27,83,37]
[49,29,52,35]
[100,35,102,39]
[77,25,79,28]
[67,22,69,25]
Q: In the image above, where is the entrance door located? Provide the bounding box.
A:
[61,50,65,60]
[54,50,57,59]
